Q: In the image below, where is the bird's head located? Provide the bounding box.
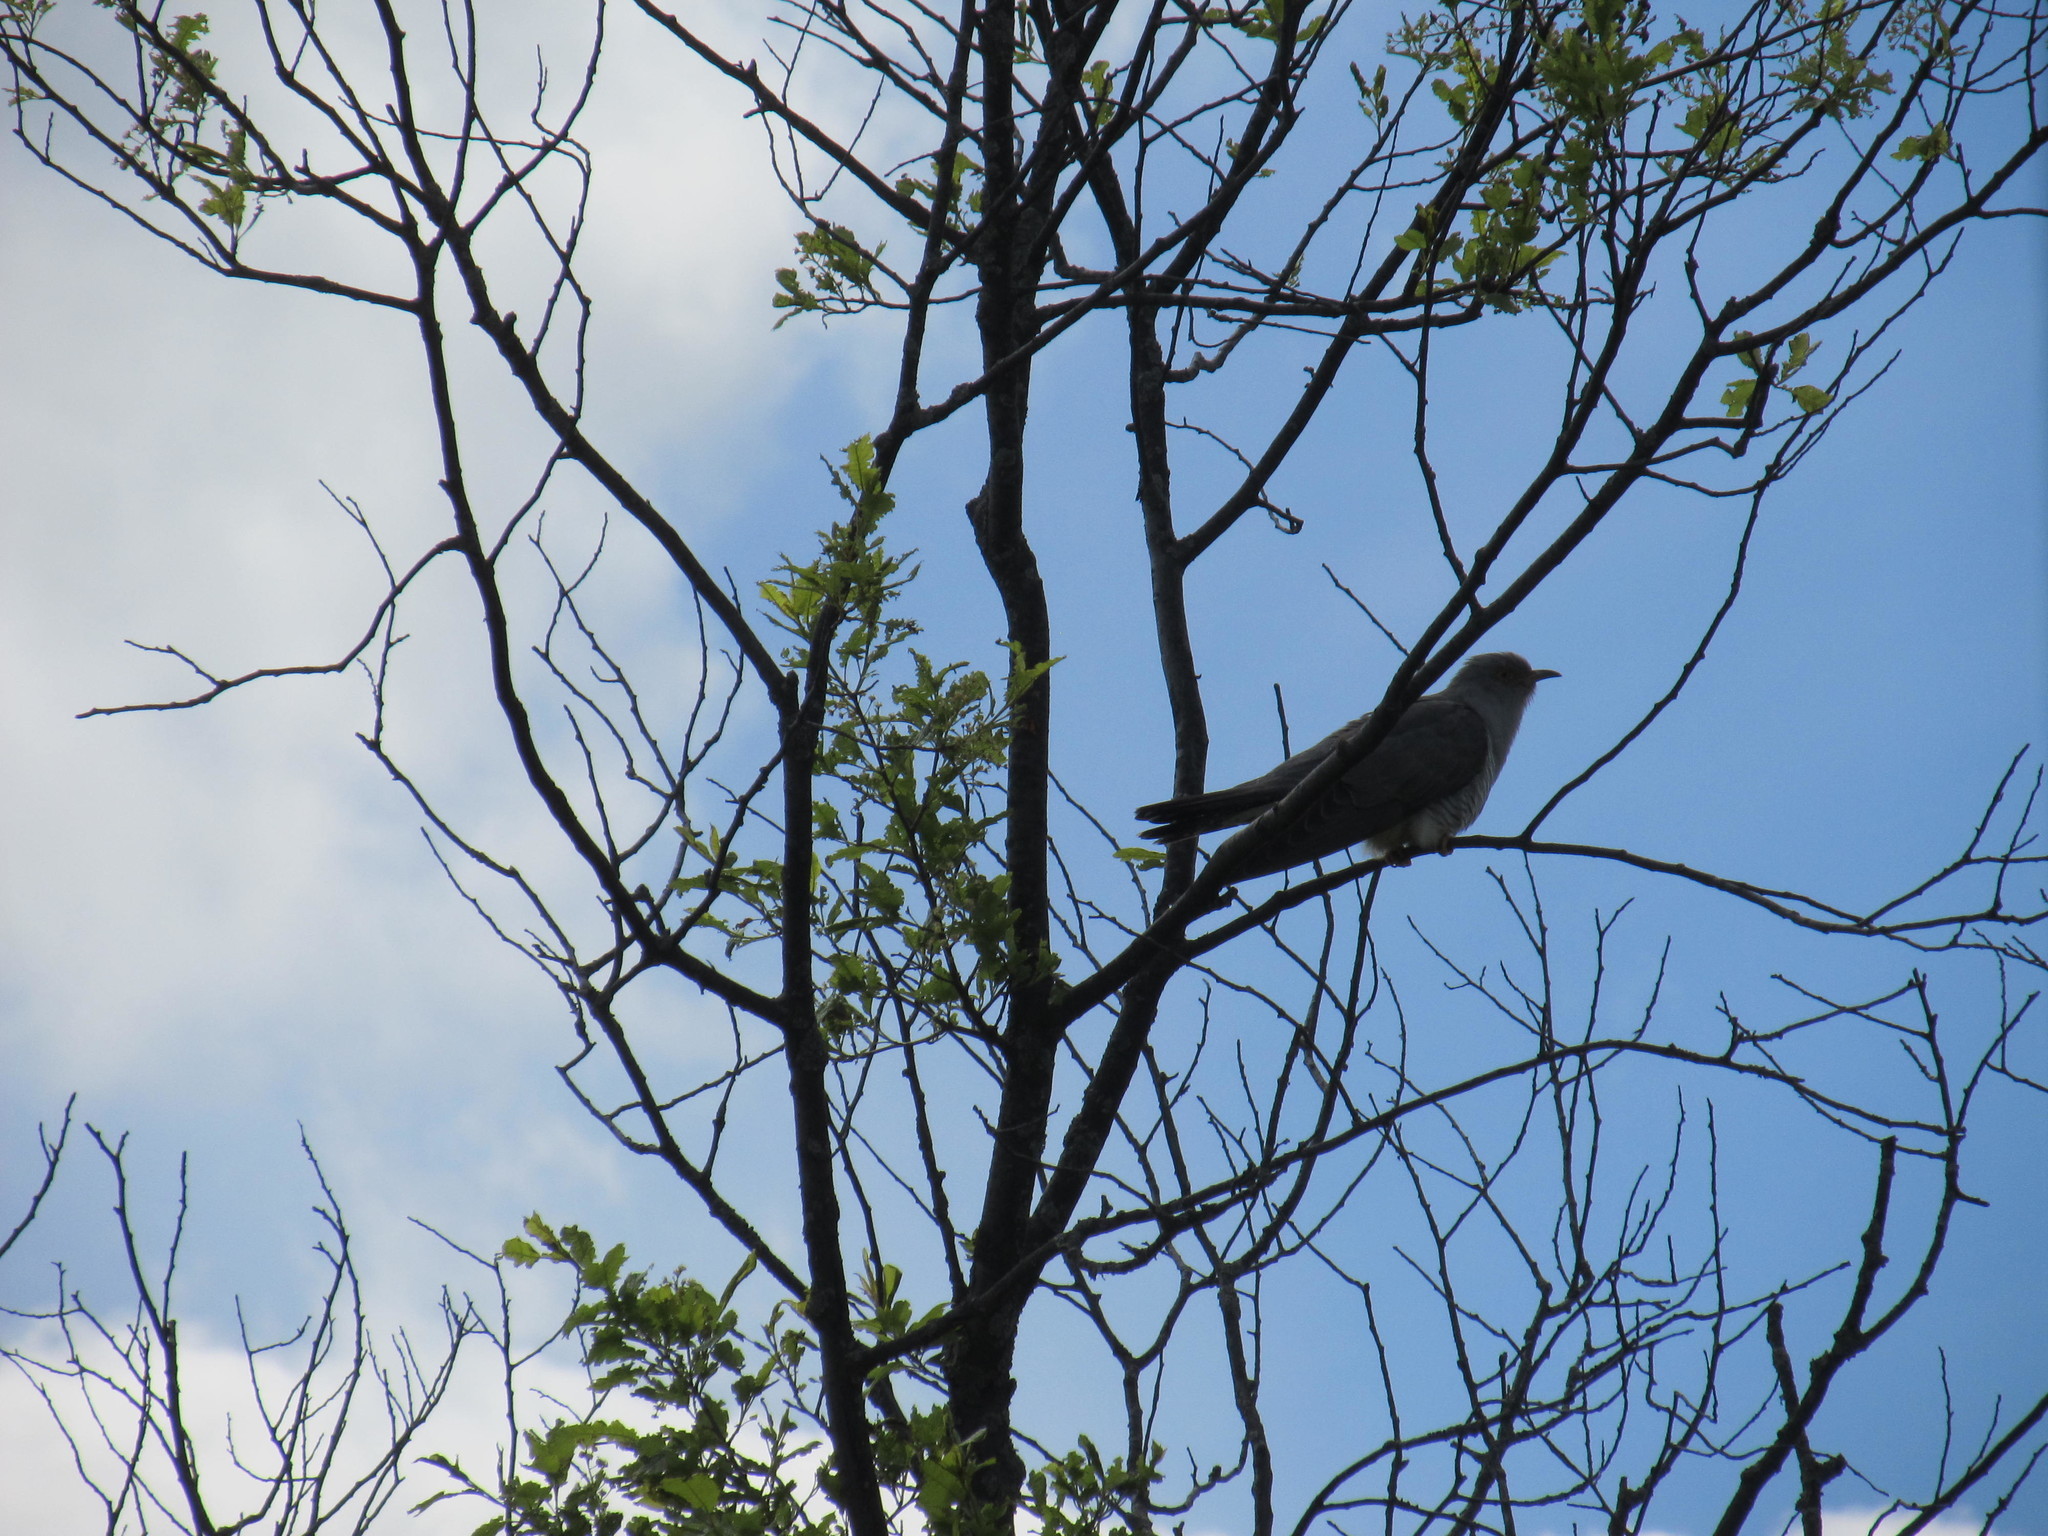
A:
[1454,652,1562,693]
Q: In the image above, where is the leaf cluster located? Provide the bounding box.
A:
[675,439,1054,1039]
[892,150,986,220]
[1375,0,1910,312]
[774,224,884,328]
[1719,330,1834,416]
[428,1226,1166,1536]
[797,443,1059,1042]
[423,1218,832,1536]
[76,4,259,226]
[1201,0,1329,45]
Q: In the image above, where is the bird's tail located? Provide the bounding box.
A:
[1134,787,1273,843]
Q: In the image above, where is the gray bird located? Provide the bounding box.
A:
[1137,652,1560,879]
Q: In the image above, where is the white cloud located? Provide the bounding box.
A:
[1826,1508,2018,1536]
[1563,1508,2021,1536]
[0,3,815,1468]
[0,1299,602,1533]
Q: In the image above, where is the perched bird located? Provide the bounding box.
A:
[1136,652,1560,880]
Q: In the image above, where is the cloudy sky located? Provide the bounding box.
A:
[2,1,2045,1530]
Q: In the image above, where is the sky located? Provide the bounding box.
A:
[2,1,2045,1532]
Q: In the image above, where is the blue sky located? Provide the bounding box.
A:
[1,3,2045,1530]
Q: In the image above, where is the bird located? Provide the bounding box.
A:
[1136,652,1560,880]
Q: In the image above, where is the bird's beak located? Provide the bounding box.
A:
[1532,668,1562,682]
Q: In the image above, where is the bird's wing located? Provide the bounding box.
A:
[1137,719,1360,841]
[1224,696,1490,876]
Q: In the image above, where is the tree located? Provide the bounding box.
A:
[2,0,2045,1532]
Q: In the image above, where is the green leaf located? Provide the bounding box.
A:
[1890,123,1952,162]
[1081,58,1117,125]
[1114,846,1167,870]
[662,1472,724,1511]
[717,1251,759,1309]
[1002,643,1060,706]
[1789,384,1833,414]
